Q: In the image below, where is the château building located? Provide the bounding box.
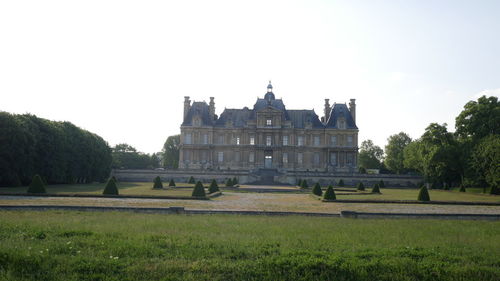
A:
[179,82,358,173]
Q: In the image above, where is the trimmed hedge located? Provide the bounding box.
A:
[371,183,381,194]
[312,183,322,196]
[208,179,219,194]
[323,185,336,200]
[152,176,163,189]
[300,179,309,189]
[192,181,206,197]
[103,178,119,195]
[226,178,233,187]
[338,179,345,187]
[417,185,430,201]
[356,182,365,191]
[297,179,302,187]
[27,174,46,194]
[233,177,238,185]
[169,179,176,187]
[188,176,195,184]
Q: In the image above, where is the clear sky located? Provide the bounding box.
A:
[1,0,499,154]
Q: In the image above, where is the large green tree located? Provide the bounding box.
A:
[470,135,499,190]
[358,140,384,170]
[162,134,180,169]
[455,95,499,141]
[384,132,412,174]
[111,144,156,169]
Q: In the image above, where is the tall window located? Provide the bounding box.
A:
[218,135,224,144]
[249,152,255,162]
[330,135,337,146]
[236,137,240,145]
[283,136,289,146]
[347,136,353,147]
[282,153,288,163]
[202,134,208,144]
[330,152,337,166]
[184,133,192,144]
[313,152,320,165]
[313,136,320,146]
[346,153,354,166]
[184,150,190,163]
[297,136,304,146]
[217,152,224,163]
[201,151,207,163]
[297,152,303,164]
[250,136,255,145]
[266,119,272,126]
[337,119,346,129]
[266,136,272,146]
[235,152,240,162]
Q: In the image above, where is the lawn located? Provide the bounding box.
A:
[0,211,498,281]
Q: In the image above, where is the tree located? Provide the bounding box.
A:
[188,176,195,184]
[459,185,466,192]
[208,179,219,193]
[103,178,119,195]
[384,132,412,174]
[301,179,309,189]
[312,183,322,196]
[471,135,499,191]
[356,182,365,191]
[297,178,302,186]
[455,96,499,141]
[192,181,206,197]
[111,143,153,169]
[379,180,385,188]
[417,185,430,201]
[338,179,344,187]
[233,177,238,185]
[27,174,46,193]
[153,176,163,189]
[169,179,176,187]
[323,185,336,200]
[371,183,381,194]
[358,140,384,170]
[161,134,180,169]
[226,178,233,187]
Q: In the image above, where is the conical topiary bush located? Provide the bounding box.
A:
[226,178,233,187]
[27,174,46,194]
[233,177,238,185]
[169,178,176,187]
[459,185,466,192]
[111,176,118,183]
[338,179,345,187]
[417,185,430,201]
[103,178,119,195]
[379,180,385,188]
[301,179,309,189]
[153,176,163,189]
[188,176,195,184]
[297,178,302,186]
[371,183,381,194]
[356,182,365,191]
[208,179,219,194]
[323,185,336,200]
[192,181,206,197]
[312,182,322,196]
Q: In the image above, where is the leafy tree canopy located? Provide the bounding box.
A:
[358,140,384,169]
[384,132,412,174]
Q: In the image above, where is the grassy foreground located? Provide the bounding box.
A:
[0,211,499,281]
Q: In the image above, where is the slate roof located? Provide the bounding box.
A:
[181,101,212,126]
[214,108,252,127]
[287,110,324,129]
[325,103,358,129]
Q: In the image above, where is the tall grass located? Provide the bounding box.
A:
[0,211,498,280]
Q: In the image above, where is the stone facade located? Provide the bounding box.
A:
[179,82,359,173]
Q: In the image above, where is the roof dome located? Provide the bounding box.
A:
[264,92,275,101]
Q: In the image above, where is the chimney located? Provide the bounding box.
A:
[209,97,215,121]
[183,96,191,120]
[324,99,331,124]
[349,99,356,123]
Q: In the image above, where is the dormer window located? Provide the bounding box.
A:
[337,118,346,129]
[266,119,272,126]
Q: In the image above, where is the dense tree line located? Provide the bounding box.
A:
[358,95,498,190]
[0,112,112,186]
[111,143,160,169]
[161,134,180,169]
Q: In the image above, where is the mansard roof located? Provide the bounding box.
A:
[325,103,358,129]
[253,98,286,112]
[287,110,324,129]
[215,107,252,127]
[181,101,213,126]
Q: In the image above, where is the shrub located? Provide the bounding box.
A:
[417,185,430,201]
[226,178,233,187]
[379,180,385,188]
[103,178,119,195]
[312,183,322,196]
[152,176,163,189]
[188,176,195,184]
[356,182,365,191]
[233,177,238,185]
[169,179,176,187]
[459,185,466,192]
[111,176,117,183]
[208,179,219,194]
[297,178,302,186]
[371,183,381,194]
[490,185,500,195]
[27,174,46,193]
[338,179,345,187]
[192,181,206,197]
[300,179,309,189]
[323,185,336,200]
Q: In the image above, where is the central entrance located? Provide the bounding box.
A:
[264,151,273,168]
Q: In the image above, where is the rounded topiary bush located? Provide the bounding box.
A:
[226,178,233,187]
[312,182,322,196]
[338,179,345,187]
[153,176,163,189]
[417,185,430,201]
[371,183,381,194]
[27,174,46,194]
[356,182,365,191]
[301,179,309,189]
[188,176,195,184]
[459,185,466,192]
[103,178,119,195]
[379,180,385,188]
[323,185,336,200]
[169,178,176,187]
[208,179,219,194]
[192,181,206,197]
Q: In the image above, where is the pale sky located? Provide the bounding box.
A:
[1,0,499,154]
